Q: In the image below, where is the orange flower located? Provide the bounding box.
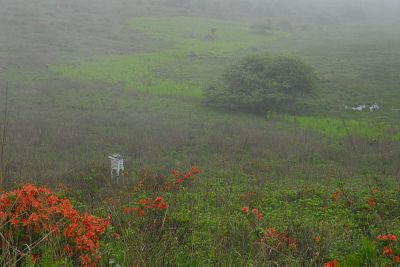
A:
[80,254,91,265]
[158,203,168,210]
[137,208,145,216]
[191,166,200,174]
[10,217,19,227]
[378,234,397,242]
[169,167,200,190]
[123,207,132,214]
[0,211,7,221]
[252,208,259,215]
[324,259,338,267]
[256,213,263,220]
[241,206,249,213]
[0,184,109,266]
[378,234,388,241]
[331,191,341,202]
[314,236,321,245]
[387,234,397,241]
[64,244,74,256]
[31,254,40,264]
[264,227,277,237]
[394,256,400,263]
[184,173,192,179]
[153,196,164,204]
[383,246,393,256]
[138,199,147,205]
[368,198,375,208]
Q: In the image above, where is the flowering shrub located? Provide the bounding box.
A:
[252,208,264,220]
[241,206,263,221]
[132,166,201,192]
[324,259,338,267]
[368,197,376,208]
[0,184,110,266]
[241,205,297,258]
[122,167,200,218]
[105,166,202,266]
[377,233,399,264]
[321,233,400,266]
[166,166,200,191]
[377,233,397,242]
[331,191,342,202]
[123,196,169,217]
[367,188,381,209]
[274,187,400,266]
[260,227,297,251]
[240,191,257,205]
[241,206,249,213]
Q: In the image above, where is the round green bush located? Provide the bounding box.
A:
[204,54,317,113]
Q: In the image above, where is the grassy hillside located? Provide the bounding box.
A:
[0,1,399,266]
[47,17,284,98]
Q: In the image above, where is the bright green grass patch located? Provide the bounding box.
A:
[128,16,283,54]
[143,79,203,98]
[49,16,284,98]
[273,114,400,140]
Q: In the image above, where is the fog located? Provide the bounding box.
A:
[1,0,400,266]
[0,0,397,69]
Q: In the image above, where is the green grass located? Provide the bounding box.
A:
[49,16,284,98]
[272,114,400,141]
[128,16,284,54]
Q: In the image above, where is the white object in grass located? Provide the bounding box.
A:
[369,103,379,112]
[108,154,124,177]
[352,105,365,111]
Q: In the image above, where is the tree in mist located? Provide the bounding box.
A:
[204,54,317,113]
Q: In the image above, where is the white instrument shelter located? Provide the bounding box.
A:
[108,154,124,177]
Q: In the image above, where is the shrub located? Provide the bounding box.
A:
[204,54,317,113]
[0,184,110,266]
[106,166,201,266]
